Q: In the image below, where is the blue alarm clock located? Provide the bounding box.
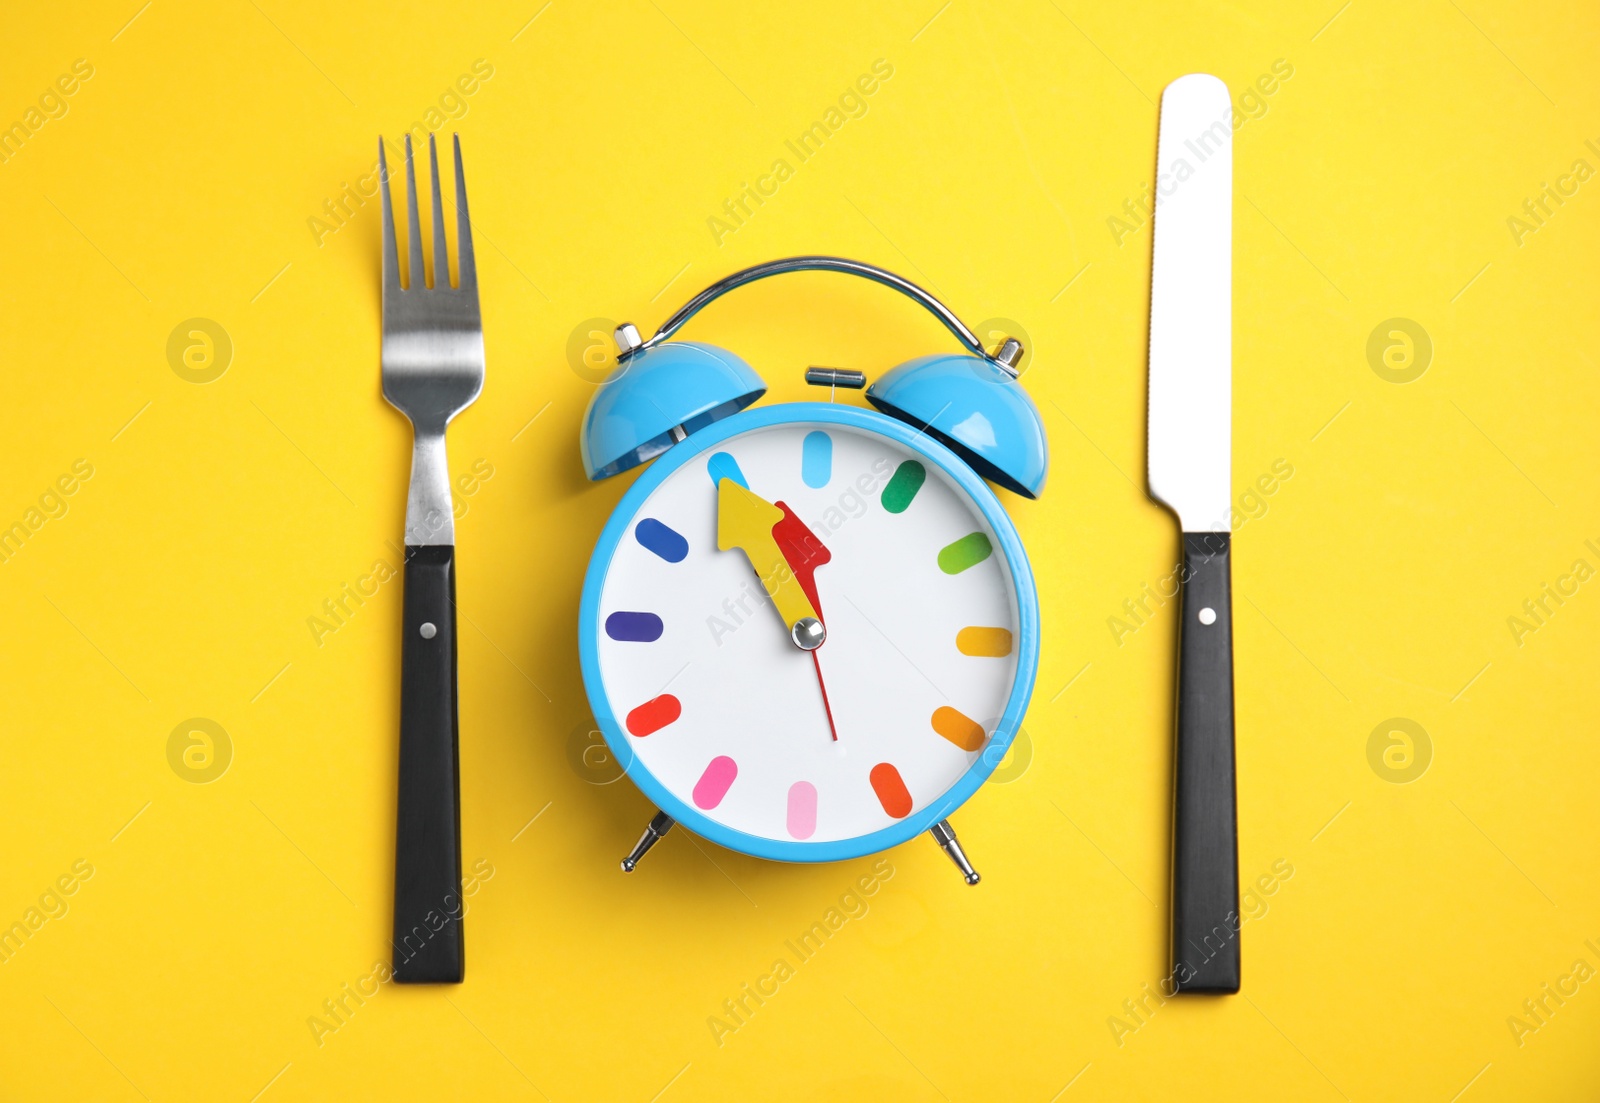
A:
[577,258,1047,882]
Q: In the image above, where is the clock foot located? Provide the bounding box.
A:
[621,810,675,873]
[930,819,980,885]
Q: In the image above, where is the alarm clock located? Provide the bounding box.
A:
[577,257,1047,883]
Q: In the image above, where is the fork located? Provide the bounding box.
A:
[380,133,483,984]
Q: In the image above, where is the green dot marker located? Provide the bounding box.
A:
[881,460,926,514]
[938,532,992,575]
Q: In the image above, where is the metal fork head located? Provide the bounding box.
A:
[380,133,484,435]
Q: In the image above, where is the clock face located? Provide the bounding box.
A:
[580,405,1037,861]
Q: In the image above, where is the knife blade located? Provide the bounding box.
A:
[1147,73,1239,994]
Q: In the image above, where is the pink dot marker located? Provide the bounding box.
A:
[787,781,817,839]
[692,756,738,810]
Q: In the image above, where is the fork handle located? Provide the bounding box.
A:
[392,544,465,983]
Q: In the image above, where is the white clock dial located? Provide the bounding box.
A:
[592,420,1024,848]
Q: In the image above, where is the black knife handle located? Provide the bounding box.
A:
[1171,531,1240,993]
[392,544,465,983]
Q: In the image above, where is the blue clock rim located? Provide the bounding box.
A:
[578,401,1040,863]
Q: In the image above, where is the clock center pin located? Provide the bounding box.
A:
[790,616,826,651]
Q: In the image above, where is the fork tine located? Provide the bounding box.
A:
[452,134,476,295]
[379,139,400,300]
[404,135,426,290]
[428,135,450,291]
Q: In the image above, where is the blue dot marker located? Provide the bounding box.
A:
[635,518,688,562]
[606,611,664,642]
[707,452,747,490]
[801,431,832,488]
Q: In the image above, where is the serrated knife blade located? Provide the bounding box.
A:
[1147,73,1240,995]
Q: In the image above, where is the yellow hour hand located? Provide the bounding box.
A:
[716,478,824,649]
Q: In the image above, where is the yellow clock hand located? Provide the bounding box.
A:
[716,478,824,649]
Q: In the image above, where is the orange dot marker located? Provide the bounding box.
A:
[956,626,1013,657]
[931,706,986,752]
[869,763,913,819]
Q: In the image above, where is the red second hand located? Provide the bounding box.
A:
[811,651,839,742]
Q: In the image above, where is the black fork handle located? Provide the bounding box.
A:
[392,544,464,983]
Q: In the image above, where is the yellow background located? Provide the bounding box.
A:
[2,1,1597,1099]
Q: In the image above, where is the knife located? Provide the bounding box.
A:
[1146,73,1239,994]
